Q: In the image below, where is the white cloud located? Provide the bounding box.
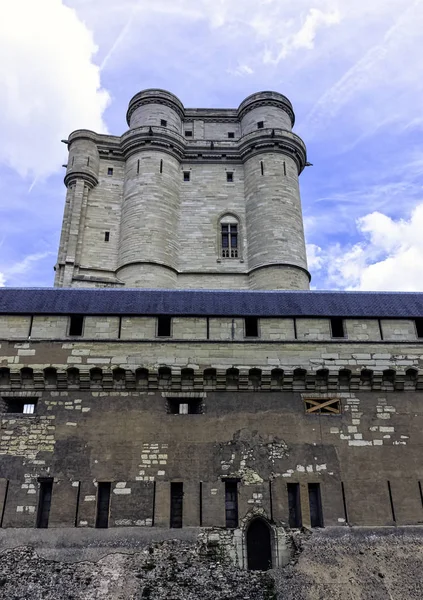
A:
[0,0,110,179]
[227,64,254,77]
[0,251,54,287]
[263,7,341,63]
[311,204,423,291]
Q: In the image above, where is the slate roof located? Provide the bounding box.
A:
[0,288,422,318]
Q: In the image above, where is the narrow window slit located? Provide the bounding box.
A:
[37,479,53,528]
[137,159,140,175]
[260,161,264,176]
[160,159,163,174]
[170,482,183,528]
[308,483,324,527]
[287,483,302,528]
[96,482,111,528]
[104,231,110,242]
[283,161,287,176]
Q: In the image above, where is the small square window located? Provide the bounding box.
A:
[157,316,172,337]
[185,131,193,137]
[69,315,84,337]
[257,121,264,129]
[330,318,345,338]
[161,119,167,127]
[183,171,190,182]
[168,398,202,414]
[245,317,259,338]
[228,132,235,139]
[5,398,37,414]
[226,172,234,183]
[104,232,110,242]
[107,168,113,176]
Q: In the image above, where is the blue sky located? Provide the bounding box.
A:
[1,0,423,290]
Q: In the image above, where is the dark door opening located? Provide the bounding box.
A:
[246,518,272,571]
[225,480,239,528]
[36,479,53,528]
[170,482,183,528]
[287,482,302,528]
[96,482,111,528]
[308,483,324,527]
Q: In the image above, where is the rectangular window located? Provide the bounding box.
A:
[69,315,84,336]
[287,483,302,528]
[330,317,345,338]
[257,121,264,129]
[36,479,53,528]
[104,231,110,242]
[221,224,238,258]
[157,316,172,337]
[308,483,324,528]
[96,482,111,528]
[184,131,193,137]
[305,397,341,415]
[226,172,234,182]
[168,398,202,414]
[416,318,423,338]
[170,482,183,528]
[228,132,235,139]
[245,317,259,338]
[5,398,37,414]
[225,480,238,528]
[183,171,190,182]
[107,167,113,176]
[161,119,167,127]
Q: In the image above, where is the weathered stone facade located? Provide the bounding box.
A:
[55,89,309,290]
[2,88,423,596]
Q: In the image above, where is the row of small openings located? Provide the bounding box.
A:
[287,482,323,528]
[58,315,423,340]
[184,131,236,139]
[183,171,235,182]
[0,392,340,417]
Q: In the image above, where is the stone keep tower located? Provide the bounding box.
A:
[55,90,310,290]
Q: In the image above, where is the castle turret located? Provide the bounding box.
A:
[239,92,310,290]
[117,90,184,287]
[55,131,100,287]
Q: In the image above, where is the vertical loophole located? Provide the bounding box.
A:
[283,161,287,176]
[137,159,140,174]
[387,480,396,523]
[199,482,203,526]
[160,159,163,174]
[74,481,81,527]
[260,161,264,176]
[341,482,348,524]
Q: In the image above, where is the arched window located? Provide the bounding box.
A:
[219,213,241,259]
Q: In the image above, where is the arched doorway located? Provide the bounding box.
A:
[246,518,272,571]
